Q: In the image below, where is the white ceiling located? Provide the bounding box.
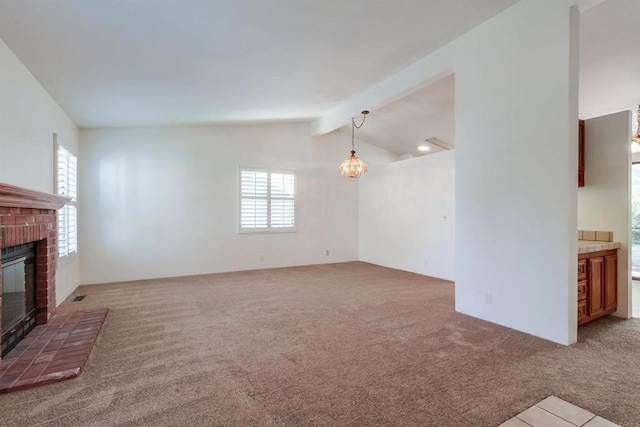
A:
[1,0,635,152]
[338,0,640,156]
[0,0,518,128]
[335,0,640,156]
[337,75,455,157]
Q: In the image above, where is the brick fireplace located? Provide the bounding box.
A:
[0,183,69,357]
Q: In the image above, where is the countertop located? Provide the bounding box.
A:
[578,240,621,254]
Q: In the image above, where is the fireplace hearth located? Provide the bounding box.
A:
[0,183,69,359]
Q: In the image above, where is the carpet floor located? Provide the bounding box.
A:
[0,262,638,426]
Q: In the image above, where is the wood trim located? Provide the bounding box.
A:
[604,253,617,311]
[0,182,70,210]
[578,307,617,326]
[578,249,617,260]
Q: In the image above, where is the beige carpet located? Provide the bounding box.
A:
[0,262,639,426]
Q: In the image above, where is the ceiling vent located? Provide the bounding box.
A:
[425,137,453,151]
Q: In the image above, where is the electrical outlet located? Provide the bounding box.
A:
[423,259,428,266]
[325,250,330,256]
[259,254,264,261]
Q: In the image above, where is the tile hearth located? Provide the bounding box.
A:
[500,395,620,427]
[0,308,108,393]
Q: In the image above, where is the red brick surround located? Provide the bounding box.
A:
[0,183,69,355]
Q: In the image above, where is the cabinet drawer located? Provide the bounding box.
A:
[578,259,587,280]
[578,300,588,320]
[578,280,587,301]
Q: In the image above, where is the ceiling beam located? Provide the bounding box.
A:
[311,0,599,137]
[310,46,454,136]
[575,0,608,12]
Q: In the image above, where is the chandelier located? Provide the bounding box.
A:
[339,110,369,178]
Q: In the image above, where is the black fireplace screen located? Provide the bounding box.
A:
[1,242,37,357]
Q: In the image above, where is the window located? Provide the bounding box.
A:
[239,169,295,232]
[56,142,77,257]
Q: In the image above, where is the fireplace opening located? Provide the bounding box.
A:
[1,242,37,357]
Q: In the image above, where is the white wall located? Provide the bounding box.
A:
[1,0,584,345]
[359,151,455,280]
[578,111,632,318]
[79,124,397,284]
[0,38,79,305]
[311,0,581,345]
[454,1,580,345]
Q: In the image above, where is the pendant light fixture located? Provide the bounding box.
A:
[633,104,640,153]
[339,110,369,178]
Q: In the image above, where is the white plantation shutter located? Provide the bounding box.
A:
[270,199,295,228]
[57,143,78,256]
[57,147,68,196]
[68,153,77,201]
[57,208,68,255]
[240,171,268,229]
[270,173,295,228]
[239,169,295,232]
[67,205,77,253]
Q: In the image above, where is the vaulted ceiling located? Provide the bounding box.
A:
[338,0,640,156]
[0,0,636,157]
[0,0,518,128]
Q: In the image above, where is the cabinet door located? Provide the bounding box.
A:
[604,253,617,311]
[588,256,605,316]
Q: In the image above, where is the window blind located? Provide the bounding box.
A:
[57,144,77,256]
[239,169,295,232]
[270,173,295,228]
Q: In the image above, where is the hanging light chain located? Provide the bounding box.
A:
[350,111,369,151]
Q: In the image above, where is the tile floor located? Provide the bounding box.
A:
[0,308,108,393]
[500,396,620,427]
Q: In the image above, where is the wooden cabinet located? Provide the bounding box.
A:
[588,256,605,317]
[578,119,585,187]
[578,249,617,325]
[605,253,617,311]
[577,259,587,323]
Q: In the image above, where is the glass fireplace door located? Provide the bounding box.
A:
[1,243,36,356]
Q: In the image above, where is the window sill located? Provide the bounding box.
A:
[58,251,78,262]
[238,228,296,234]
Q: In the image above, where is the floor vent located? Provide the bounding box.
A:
[72,295,86,302]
